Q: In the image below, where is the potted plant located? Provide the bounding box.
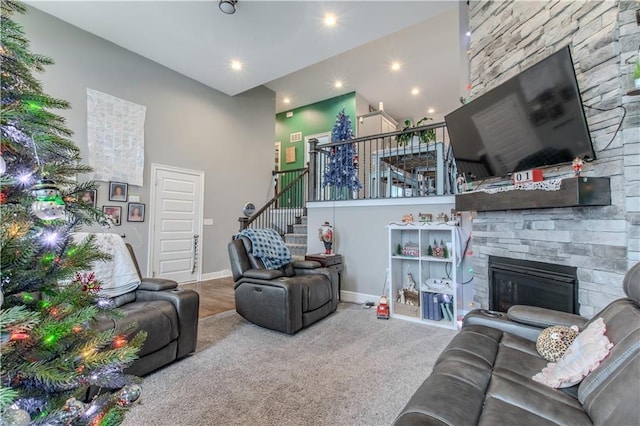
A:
[397,116,436,146]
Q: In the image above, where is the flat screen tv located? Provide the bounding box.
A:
[445,46,595,182]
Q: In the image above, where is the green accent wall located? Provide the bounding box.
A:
[275,92,357,171]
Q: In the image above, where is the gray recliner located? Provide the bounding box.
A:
[92,243,200,377]
[228,235,338,334]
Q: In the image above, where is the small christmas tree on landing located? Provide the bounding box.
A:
[322,108,362,195]
[1,1,145,424]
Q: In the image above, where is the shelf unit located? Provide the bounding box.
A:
[388,223,459,330]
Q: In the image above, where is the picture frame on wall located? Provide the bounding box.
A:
[109,182,128,202]
[79,189,97,208]
[127,203,145,222]
[102,205,122,226]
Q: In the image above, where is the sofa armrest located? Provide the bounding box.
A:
[138,278,178,291]
[507,305,588,329]
[135,288,199,358]
[292,260,321,269]
[243,269,284,280]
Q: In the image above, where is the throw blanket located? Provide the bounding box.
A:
[72,232,141,298]
[238,228,291,270]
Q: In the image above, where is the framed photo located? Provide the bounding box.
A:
[79,189,97,208]
[127,203,145,222]
[109,182,128,202]
[102,205,122,226]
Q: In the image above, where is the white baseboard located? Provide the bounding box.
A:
[200,270,232,281]
[340,290,381,305]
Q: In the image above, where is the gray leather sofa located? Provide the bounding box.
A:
[94,244,200,376]
[228,236,338,334]
[394,261,640,425]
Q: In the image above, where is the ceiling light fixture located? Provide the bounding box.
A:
[428,108,435,114]
[283,98,291,104]
[465,31,471,36]
[391,62,401,71]
[219,0,237,14]
[411,88,420,96]
[231,60,242,71]
[324,13,337,27]
[334,80,343,88]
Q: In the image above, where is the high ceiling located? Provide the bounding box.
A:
[27,1,468,123]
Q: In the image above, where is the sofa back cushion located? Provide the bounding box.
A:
[577,299,640,425]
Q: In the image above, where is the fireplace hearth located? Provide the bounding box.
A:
[489,256,578,314]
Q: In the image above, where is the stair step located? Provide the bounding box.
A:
[299,216,308,225]
[285,234,307,245]
[292,224,307,234]
[286,243,307,257]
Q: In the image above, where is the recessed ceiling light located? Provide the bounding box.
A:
[283,98,291,104]
[334,80,343,88]
[428,108,435,114]
[465,31,471,36]
[324,13,337,27]
[411,88,420,96]
[231,60,242,71]
[391,62,401,71]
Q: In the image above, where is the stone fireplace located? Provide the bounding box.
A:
[465,1,639,317]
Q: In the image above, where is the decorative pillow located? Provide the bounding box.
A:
[533,318,613,388]
[536,325,580,362]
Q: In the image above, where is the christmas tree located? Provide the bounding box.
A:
[322,108,362,194]
[1,2,145,424]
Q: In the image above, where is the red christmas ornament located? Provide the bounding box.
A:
[0,191,6,204]
[113,335,128,349]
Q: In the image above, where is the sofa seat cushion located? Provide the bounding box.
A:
[394,324,591,426]
[113,300,179,357]
[297,274,332,312]
[479,396,593,426]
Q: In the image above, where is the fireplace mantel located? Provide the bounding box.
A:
[455,177,610,212]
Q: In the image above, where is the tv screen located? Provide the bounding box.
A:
[445,46,595,181]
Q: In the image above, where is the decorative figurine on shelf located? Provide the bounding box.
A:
[405,273,417,292]
[433,238,444,258]
[402,213,414,224]
[402,241,419,257]
[418,212,433,223]
[318,221,333,254]
[573,157,584,176]
[396,243,402,256]
[456,173,467,193]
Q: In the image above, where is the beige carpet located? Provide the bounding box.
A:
[122,303,457,426]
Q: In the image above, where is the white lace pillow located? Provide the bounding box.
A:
[532,318,613,388]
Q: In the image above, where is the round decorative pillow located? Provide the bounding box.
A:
[536,325,580,362]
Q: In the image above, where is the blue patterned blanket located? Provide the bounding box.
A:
[238,228,292,270]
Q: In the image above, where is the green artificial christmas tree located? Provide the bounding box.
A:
[1,2,145,424]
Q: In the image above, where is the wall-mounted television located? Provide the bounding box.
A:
[445,46,595,181]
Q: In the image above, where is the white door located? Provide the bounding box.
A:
[149,164,204,283]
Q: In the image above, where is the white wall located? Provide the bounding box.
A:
[307,197,456,300]
[18,7,276,277]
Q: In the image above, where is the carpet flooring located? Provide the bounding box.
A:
[122,303,458,426]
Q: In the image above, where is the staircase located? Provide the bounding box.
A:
[284,215,308,260]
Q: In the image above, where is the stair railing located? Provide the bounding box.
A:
[238,168,308,235]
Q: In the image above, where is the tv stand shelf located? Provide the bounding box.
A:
[455,177,610,212]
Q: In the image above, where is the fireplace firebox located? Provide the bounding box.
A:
[489,256,578,314]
